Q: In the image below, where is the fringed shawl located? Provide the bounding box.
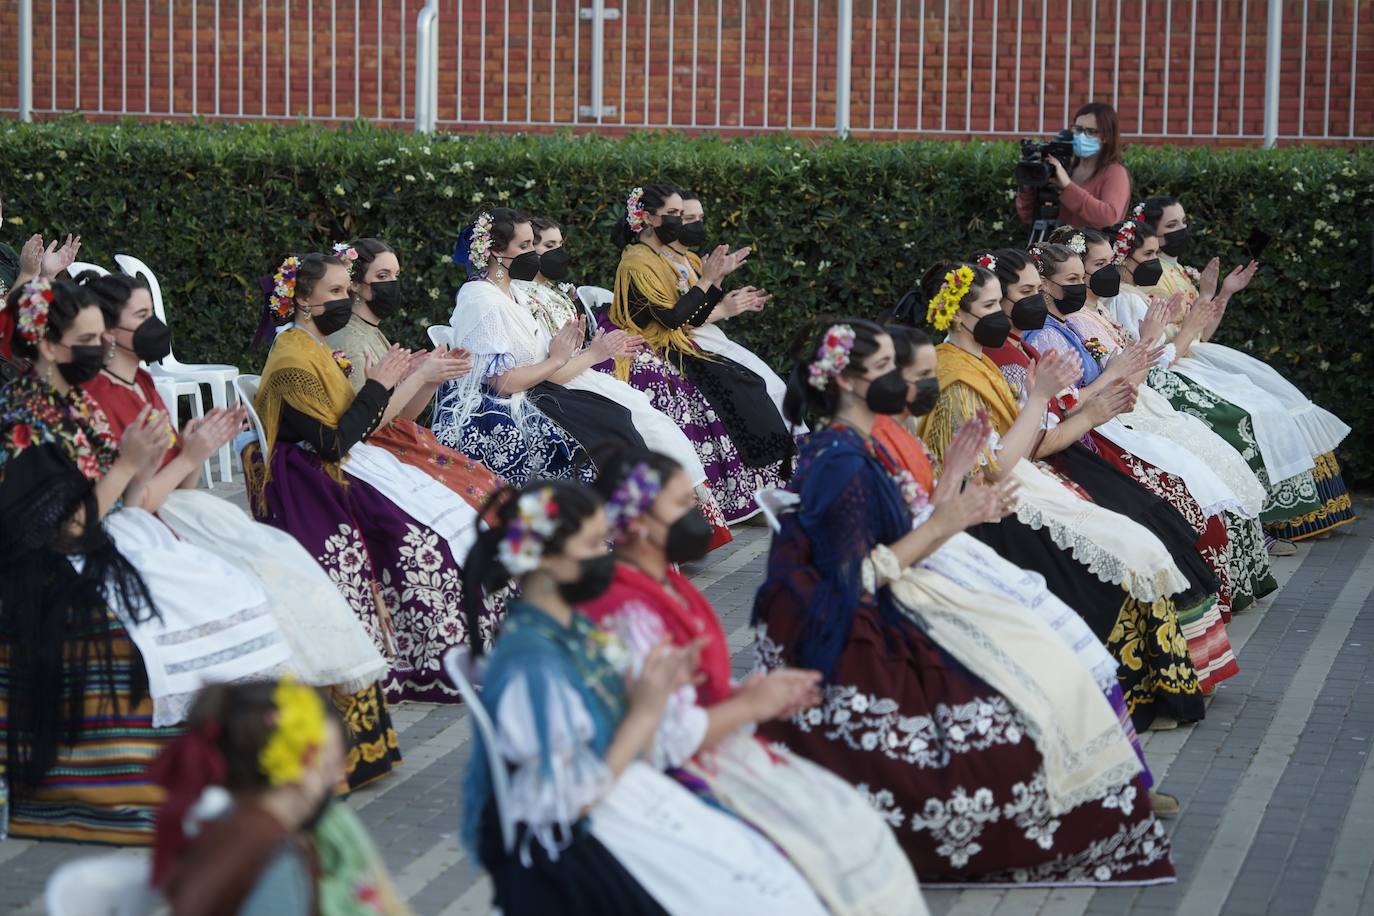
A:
[920,342,1021,475]
[248,328,358,506]
[610,243,703,379]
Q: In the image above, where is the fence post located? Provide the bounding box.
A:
[1262,0,1282,148]
[414,0,440,133]
[836,0,852,137]
[18,0,33,122]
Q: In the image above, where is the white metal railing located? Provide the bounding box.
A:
[9,1,1373,145]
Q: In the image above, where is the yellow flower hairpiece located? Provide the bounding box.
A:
[258,678,327,787]
[926,265,975,331]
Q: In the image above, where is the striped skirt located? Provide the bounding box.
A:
[1264,451,1358,541]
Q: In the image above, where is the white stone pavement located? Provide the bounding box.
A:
[1,487,1370,916]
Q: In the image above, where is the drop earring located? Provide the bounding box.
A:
[492,265,505,282]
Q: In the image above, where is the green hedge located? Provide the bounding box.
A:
[3,120,1370,482]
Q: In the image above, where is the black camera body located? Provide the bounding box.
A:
[1015,129,1076,189]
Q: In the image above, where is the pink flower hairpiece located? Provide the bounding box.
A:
[808,324,856,390]
[269,256,301,321]
[468,213,494,270]
[331,242,359,275]
[606,462,664,537]
[498,488,560,575]
[625,188,648,232]
[15,278,55,345]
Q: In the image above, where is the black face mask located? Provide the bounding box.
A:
[967,310,1012,348]
[907,377,941,418]
[539,247,572,282]
[558,555,617,604]
[862,369,911,416]
[1051,282,1088,315]
[501,251,543,283]
[1131,257,1164,288]
[127,317,172,363]
[367,279,403,317]
[652,214,683,245]
[660,508,714,564]
[313,297,355,336]
[58,344,107,386]
[1009,294,1048,331]
[675,220,708,249]
[1160,227,1191,258]
[1089,265,1121,298]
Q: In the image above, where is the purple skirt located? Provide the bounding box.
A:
[248,443,505,703]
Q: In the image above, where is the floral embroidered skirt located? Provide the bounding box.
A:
[606,350,787,525]
[430,385,596,489]
[753,584,1175,886]
[1264,451,1357,541]
[368,417,503,511]
[247,444,504,711]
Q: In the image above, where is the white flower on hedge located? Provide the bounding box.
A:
[442,186,455,198]
[1319,360,1330,371]
[1313,219,1328,230]
[363,201,372,209]
[56,150,67,161]
[485,176,497,186]
[333,184,345,195]
[464,160,475,170]
[497,190,510,201]
[523,179,535,189]
[423,170,436,181]
[791,258,806,269]
[1005,189,1016,199]
[449,162,464,173]
[429,288,441,300]
[422,145,432,155]
[377,157,397,166]
[1295,181,1305,192]
[817,260,832,272]
[404,174,416,183]
[470,192,483,203]
[991,220,1004,231]
[34,172,44,182]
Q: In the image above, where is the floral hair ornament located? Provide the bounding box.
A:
[15,277,55,345]
[625,187,648,232]
[453,212,495,279]
[807,323,857,390]
[330,242,359,275]
[1063,232,1088,256]
[1111,220,1142,264]
[975,253,998,272]
[606,462,664,536]
[258,678,327,787]
[1131,202,1147,221]
[925,265,976,331]
[268,256,301,322]
[499,487,560,575]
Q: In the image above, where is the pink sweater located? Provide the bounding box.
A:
[1017,161,1132,229]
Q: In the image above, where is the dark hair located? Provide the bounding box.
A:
[462,481,606,657]
[782,316,888,427]
[529,217,563,244]
[186,681,341,792]
[886,324,933,369]
[3,279,95,360]
[348,237,396,283]
[678,190,700,204]
[1073,101,1126,178]
[976,248,1035,294]
[1027,243,1080,279]
[1138,196,1179,228]
[73,271,150,329]
[918,260,999,311]
[610,183,679,248]
[293,253,346,307]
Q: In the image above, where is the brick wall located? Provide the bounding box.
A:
[2,0,1370,143]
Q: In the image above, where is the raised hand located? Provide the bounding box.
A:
[18,234,44,280]
[549,317,585,364]
[121,405,172,469]
[1085,378,1136,425]
[933,476,1019,534]
[698,244,733,286]
[411,347,472,386]
[180,407,243,463]
[1198,256,1221,300]
[40,234,82,278]
[1139,294,1177,345]
[589,327,644,361]
[443,345,475,378]
[722,246,752,277]
[1029,348,1078,399]
[365,344,410,389]
[1221,260,1259,298]
[1103,340,1149,383]
[935,407,991,502]
[628,640,699,717]
[738,668,823,721]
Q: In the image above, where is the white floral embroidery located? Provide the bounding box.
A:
[1001,772,1062,851]
[992,816,1171,885]
[316,523,384,650]
[909,787,1002,868]
[1099,782,1138,816]
[855,783,906,829]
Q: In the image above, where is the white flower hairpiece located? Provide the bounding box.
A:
[625,188,648,232]
[1111,220,1141,265]
[1064,232,1088,255]
[606,462,664,537]
[498,488,560,575]
[469,213,494,270]
[14,278,55,345]
[331,242,360,275]
[807,324,856,390]
[269,256,301,321]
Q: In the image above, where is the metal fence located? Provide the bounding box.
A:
[9,1,1374,145]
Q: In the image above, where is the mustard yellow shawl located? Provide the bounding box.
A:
[919,342,1022,475]
[246,327,358,506]
[610,243,704,379]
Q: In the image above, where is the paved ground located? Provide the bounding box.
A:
[1,486,1371,915]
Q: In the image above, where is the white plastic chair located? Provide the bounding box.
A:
[753,487,800,534]
[576,285,613,328]
[235,374,269,462]
[427,324,456,349]
[68,260,111,278]
[116,254,240,485]
[45,852,165,916]
[442,646,516,855]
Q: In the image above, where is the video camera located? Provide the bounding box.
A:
[1015,130,1076,188]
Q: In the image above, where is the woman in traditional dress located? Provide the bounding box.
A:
[325,238,502,510]
[1107,217,1342,546]
[1044,229,1278,615]
[580,445,926,913]
[79,271,393,773]
[433,208,633,488]
[459,480,831,915]
[248,252,497,726]
[511,217,732,545]
[915,264,1206,730]
[671,191,804,435]
[150,680,410,916]
[608,184,793,523]
[754,316,1174,885]
[1133,196,1355,542]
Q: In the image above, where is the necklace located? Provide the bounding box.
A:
[101,366,138,386]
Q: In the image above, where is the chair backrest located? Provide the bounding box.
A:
[45,853,165,916]
[441,646,515,855]
[68,261,110,279]
[114,254,175,365]
[427,324,456,350]
[577,285,613,313]
[234,374,269,460]
[753,487,800,533]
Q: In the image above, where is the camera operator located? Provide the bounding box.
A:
[1017,101,1132,229]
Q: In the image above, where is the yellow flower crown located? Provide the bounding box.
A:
[926,265,976,331]
[258,679,327,787]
